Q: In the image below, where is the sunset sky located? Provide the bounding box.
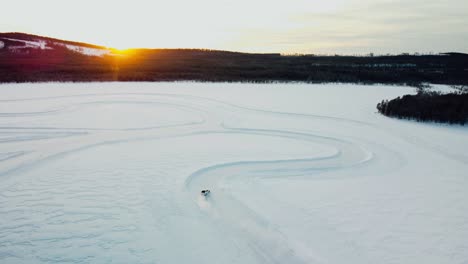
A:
[2,0,467,54]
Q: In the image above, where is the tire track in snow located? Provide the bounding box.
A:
[0,95,210,178]
[185,128,377,263]
[0,87,407,263]
[1,91,374,128]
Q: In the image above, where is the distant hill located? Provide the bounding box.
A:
[1,32,468,84]
[0,32,106,49]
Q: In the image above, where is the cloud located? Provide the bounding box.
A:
[243,0,468,54]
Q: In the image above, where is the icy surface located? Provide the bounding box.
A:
[0,82,467,264]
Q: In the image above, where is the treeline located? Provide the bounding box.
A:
[113,51,468,85]
[1,33,468,85]
[377,87,468,125]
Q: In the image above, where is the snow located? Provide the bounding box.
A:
[2,37,51,50]
[0,82,467,264]
[429,84,460,94]
[54,42,110,57]
[0,37,109,56]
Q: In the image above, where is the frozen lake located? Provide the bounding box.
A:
[0,82,467,264]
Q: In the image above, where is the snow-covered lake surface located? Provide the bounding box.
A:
[0,82,467,264]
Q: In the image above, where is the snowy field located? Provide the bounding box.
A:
[0,82,467,264]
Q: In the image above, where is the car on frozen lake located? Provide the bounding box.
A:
[201,190,211,197]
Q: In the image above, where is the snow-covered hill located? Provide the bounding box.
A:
[0,33,110,57]
[0,82,467,264]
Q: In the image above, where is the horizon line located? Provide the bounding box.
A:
[1,31,467,57]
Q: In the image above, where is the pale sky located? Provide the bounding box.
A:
[2,0,467,54]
